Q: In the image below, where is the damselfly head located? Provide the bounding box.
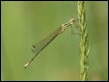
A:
[69,17,75,25]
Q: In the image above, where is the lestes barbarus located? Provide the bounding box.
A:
[24,18,75,68]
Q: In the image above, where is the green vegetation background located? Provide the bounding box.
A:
[1,1,108,81]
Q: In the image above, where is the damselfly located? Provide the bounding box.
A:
[24,18,75,68]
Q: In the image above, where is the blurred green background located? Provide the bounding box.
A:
[1,1,108,81]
